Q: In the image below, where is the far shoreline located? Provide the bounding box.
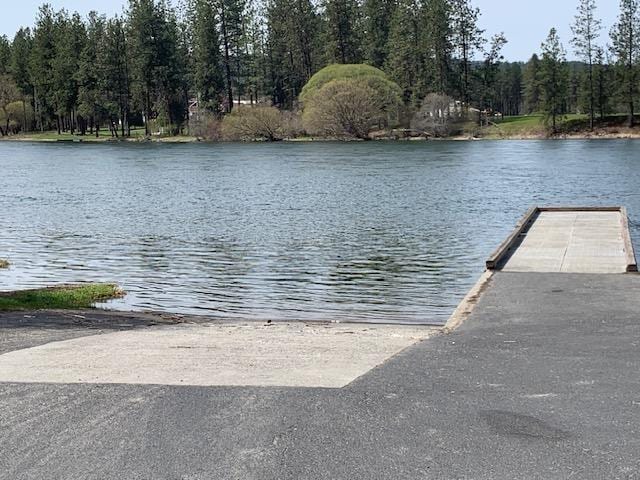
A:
[2,126,640,144]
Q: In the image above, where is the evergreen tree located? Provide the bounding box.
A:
[101,17,132,136]
[161,8,189,131]
[10,29,33,99]
[0,36,10,75]
[242,3,269,104]
[421,0,452,95]
[495,62,522,116]
[127,0,187,134]
[610,0,640,127]
[593,46,613,119]
[322,0,362,64]
[76,12,106,136]
[385,0,422,103]
[571,0,601,130]
[51,11,85,134]
[29,5,57,131]
[568,64,582,114]
[189,0,224,112]
[217,0,246,112]
[522,54,542,114]
[9,28,33,131]
[362,0,396,68]
[266,0,321,108]
[540,28,569,132]
[450,0,485,108]
[481,33,507,111]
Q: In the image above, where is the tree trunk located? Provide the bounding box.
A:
[220,4,234,113]
[588,57,594,131]
[462,38,469,111]
[145,89,152,136]
[629,71,634,128]
[22,99,28,133]
[121,108,125,138]
[628,27,635,128]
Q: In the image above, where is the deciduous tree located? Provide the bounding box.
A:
[412,93,463,137]
[303,79,387,139]
[0,75,21,135]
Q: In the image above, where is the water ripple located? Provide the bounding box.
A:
[0,140,639,324]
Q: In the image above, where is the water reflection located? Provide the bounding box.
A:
[0,140,638,324]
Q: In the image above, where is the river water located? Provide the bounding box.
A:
[1,140,638,324]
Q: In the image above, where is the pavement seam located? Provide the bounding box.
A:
[559,213,578,273]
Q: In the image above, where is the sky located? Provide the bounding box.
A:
[0,0,620,62]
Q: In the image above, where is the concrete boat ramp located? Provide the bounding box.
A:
[1,207,639,479]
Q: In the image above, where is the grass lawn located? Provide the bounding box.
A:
[0,284,124,311]
[490,115,546,136]
[483,114,592,138]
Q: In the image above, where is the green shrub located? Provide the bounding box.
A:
[300,64,399,104]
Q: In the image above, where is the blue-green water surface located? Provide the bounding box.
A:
[1,140,638,324]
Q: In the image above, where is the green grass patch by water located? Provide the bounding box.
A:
[0,284,124,311]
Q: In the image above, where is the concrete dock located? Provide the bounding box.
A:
[502,209,635,273]
[487,206,637,273]
[0,207,639,479]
